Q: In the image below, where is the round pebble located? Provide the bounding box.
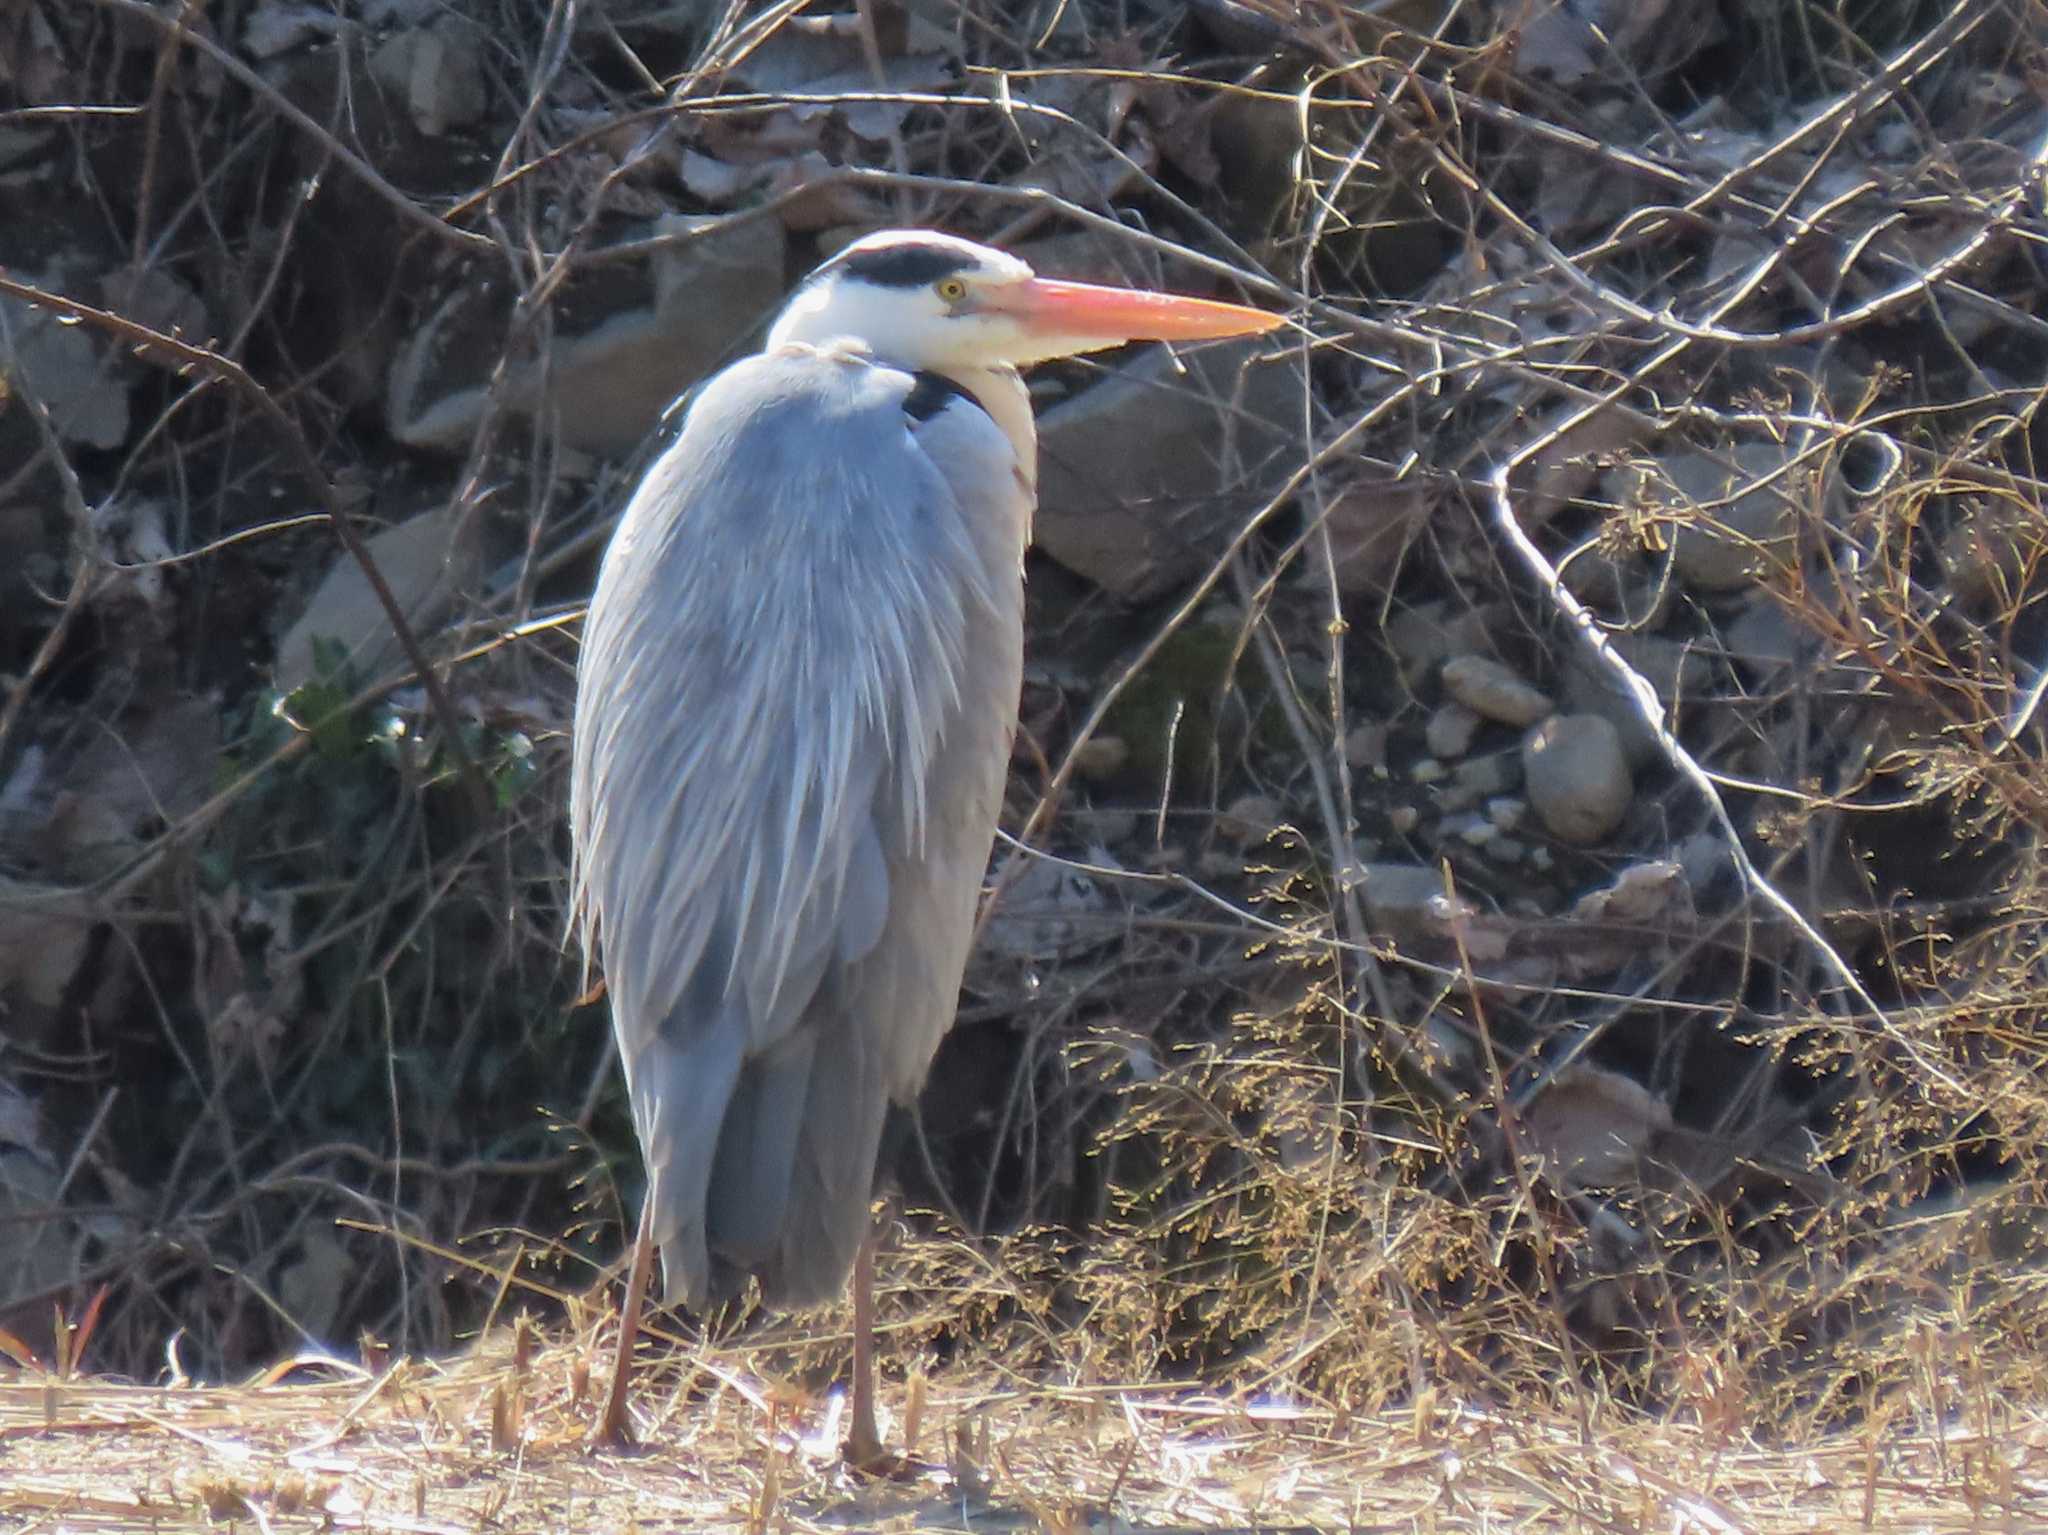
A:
[1425,701,1481,759]
[1344,721,1388,770]
[1217,793,1282,845]
[1442,654,1555,727]
[1522,714,1633,845]
[1071,735,1130,781]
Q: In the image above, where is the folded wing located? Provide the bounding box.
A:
[569,345,1027,1306]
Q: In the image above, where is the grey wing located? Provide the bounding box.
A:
[568,348,1027,1308]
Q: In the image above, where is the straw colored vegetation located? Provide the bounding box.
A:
[4,1269,2046,1532]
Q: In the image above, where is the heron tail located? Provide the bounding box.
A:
[629,1004,747,1311]
[702,1007,891,1309]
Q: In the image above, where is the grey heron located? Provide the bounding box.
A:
[568,229,1281,1461]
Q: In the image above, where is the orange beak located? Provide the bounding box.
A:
[985,277,1285,343]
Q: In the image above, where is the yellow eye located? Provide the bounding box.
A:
[935,277,968,302]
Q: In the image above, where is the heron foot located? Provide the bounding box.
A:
[840,1422,911,1479]
[590,1383,638,1451]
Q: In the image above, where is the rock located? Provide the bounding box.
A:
[1722,594,1807,674]
[1034,335,1296,600]
[1425,701,1481,759]
[1563,634,1711,768]
[1070,735,1129,782]
[1002,232,1152,293]
[370,17,489,138]
[1559,536,1670,629]
[1344,721,1388,771]
[1514,0,1719,87]
[1387,804,1419,835]
[1621,442,1802,593]
[275,504,482,694]
[1521,1064,1671,1188]
[1075,807,1139,847]
[1571,859,1693,927]
[1,693,215,1054]
[1384,601,1499,688]
[1217,793,1281,845]
[1,270,130,448]
[388,213,786,456]
[38,695,218,882]
[1940,496,2034,608]
[0,874,94,1045]
[97,266,210,368]
[1360,862,1466,943]
[1441,654,1554,727]
[276,1227,352,1343]
[1511,401,1651,526]
[1674,830,1733,894]
[982,852,1112,961]
[1523,714,1632,845]
[1487,797,1525,832]
[1440,750,1522,811]
[1411,757,1447,784]
[0,1074,72,1323]
[1532,120,1649,240]
[1451,813,1493,846]
[1321,476,1437,597]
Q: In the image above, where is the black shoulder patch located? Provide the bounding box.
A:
[833,240,977,290]
[902,370,975,423]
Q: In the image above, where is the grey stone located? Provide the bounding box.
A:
[275,504,482,694]
[1440,750,1522,811]
[1217,793,1281,845]
[1361,862,1462,942]
[1722,595,1807,673]
[1425,700,1482,759]
[1442,653,1555,726]
[1384,602,1500,688]
[1069,735,1129,782]
[1321,477,1436,597]
[388,214,787,456]
[1034,336,1297,600]
[1619,442,1803,593]
[1344,721,1388,771]
[370,18,489,138]
[1523,714,1633,845]
[0,275,129,448]
[1563,634,1710,768]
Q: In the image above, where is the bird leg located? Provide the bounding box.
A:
[841,1225,893,1473]
[594,1197,654,1449]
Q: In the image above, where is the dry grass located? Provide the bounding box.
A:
[5,1295,2045,1534]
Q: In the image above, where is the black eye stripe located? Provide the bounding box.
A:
[825,242,977,289]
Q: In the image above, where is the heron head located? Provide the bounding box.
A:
[766,230,1282,370]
